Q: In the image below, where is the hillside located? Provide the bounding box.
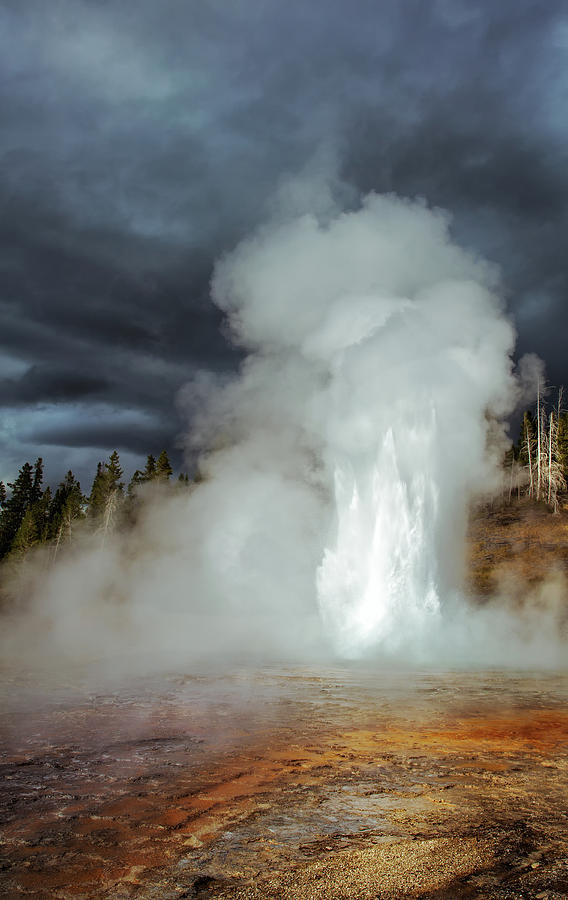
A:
[467,497,568,598]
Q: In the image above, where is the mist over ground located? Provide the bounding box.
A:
[2,180,566,676]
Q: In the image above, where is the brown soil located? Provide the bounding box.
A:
[1,669,567,899]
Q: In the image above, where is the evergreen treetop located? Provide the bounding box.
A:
[0,462,34,556]
[10,507,40,557]
[105,451,124,494]
[127,469,146,496]
[0,459,49,559]
[31,457,44,505]
[88,462,107,518]
[156,450,173,481]
[48,472,84,540]
[144,454,157,480]
[88,452,124,523]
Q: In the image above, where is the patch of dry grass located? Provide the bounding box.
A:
[467,497,568,598]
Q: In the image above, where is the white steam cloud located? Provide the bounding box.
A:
[3,184,566,671]
[209,192,515,658]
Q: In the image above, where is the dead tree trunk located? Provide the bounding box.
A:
[536,380,542,501]
[548,411,553,506]
[526,419,534,499]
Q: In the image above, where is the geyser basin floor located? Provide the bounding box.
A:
[1,668,567,899]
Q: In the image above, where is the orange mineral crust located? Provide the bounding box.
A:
[1,668,567,899]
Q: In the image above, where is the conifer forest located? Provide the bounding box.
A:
[0,448,188,569]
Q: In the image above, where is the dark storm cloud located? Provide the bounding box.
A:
[1,0,567,481]
[26,420,173,456]
[0,367,108,406]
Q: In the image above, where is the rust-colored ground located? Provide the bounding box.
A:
[1,668,567,899]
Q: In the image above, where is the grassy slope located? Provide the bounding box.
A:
[467,497,568,598]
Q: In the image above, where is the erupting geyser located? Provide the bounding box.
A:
[211,189,517,658]
[317,420,443,657]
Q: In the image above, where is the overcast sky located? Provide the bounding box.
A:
[1,0,567,488]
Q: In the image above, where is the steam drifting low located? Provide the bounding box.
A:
[3,187,566,669]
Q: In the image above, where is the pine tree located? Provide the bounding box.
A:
[30,457,44,505]
[144,454,157,481]
[105,451,124,494]
[33,486,52,543]
[10,507,40,557]
[89,453,122,517]
[155,450,173,481]
[48,472,84,553]
[127,454,163,495]
[0,462,34,557]
[90,451,124,544]
[7,463,34,518]
[7,479,50,560]
[127,469,146,496]
[0,482,6,508]
[88,462,107,518]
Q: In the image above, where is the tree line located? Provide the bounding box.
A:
[2,386,567,567]
[0,449,190,563]
[507,386,568,512]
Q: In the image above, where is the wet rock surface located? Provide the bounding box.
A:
[0,668,567,898]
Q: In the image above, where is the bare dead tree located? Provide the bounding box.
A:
[536,377,542,500]
[506,452,522,505]
[508,455,514,504]
[100,489,120,549]
[548,410,553,505]
[526,417,535,499]
[51,504,81,562]
[547,406,566,513]
[52,521,64,562]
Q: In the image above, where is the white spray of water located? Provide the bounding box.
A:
[3,182,565,670]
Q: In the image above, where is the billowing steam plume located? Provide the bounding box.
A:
[207,190,515,658]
